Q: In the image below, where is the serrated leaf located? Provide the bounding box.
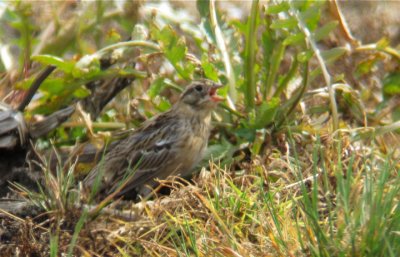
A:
[201,55,219,81]
[32,55,75,73]
[155,26,191,79]
[157,26,187,64]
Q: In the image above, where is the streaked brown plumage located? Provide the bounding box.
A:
[83,79,223,199]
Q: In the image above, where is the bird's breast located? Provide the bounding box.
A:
[174,117,210,175]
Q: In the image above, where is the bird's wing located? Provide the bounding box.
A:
[84,112,184,194]
[107,137,181,196]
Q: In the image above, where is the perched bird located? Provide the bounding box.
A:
[83,79,223,199]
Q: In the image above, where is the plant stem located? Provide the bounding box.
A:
[289,1,339,131]
[244,0,259,110]
[209,0,237,110]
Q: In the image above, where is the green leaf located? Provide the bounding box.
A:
[157,26,186,64]
[376,37,390,50]
[253,97,280,129]
[321,47,348,63]
[201,55,219,81]
[197,0,218,45]
[72,55,101,79]
[147,78,167,98]
[235,128,256,142]
[297,50,314,63]
[299,5,321,31]
[73,86,91,99]
[231,20,247,35]
[117,67,147,78]
[32,55,75,73]
[270,17,297,30]
[383,73,400,97]
[39,78,67,96]
[355,57,379,78]
[313,21,338,42]
[283,33,305,46]
[243,0,260,109]
[157,98,172,112]
[266,2,289,14]
[196,0,210,18]
[155,26,190,79]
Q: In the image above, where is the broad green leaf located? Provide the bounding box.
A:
[39,78,67,96]
[32,55,75,73]
[253,97,280,129]
[202,139,234,165]
[235,127,256,142]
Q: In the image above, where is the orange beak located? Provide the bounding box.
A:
[209,83,224,102]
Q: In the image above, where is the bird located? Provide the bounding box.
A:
[83,79,223,199]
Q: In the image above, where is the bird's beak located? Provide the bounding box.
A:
[209,83,224,102]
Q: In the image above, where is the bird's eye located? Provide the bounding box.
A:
[195,85,203,92]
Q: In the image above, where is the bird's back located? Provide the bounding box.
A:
[83,109,210,199]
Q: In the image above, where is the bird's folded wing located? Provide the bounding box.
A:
[83,113,182,194]
[108,138,179,195]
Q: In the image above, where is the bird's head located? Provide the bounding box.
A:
[179,79,224,111]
